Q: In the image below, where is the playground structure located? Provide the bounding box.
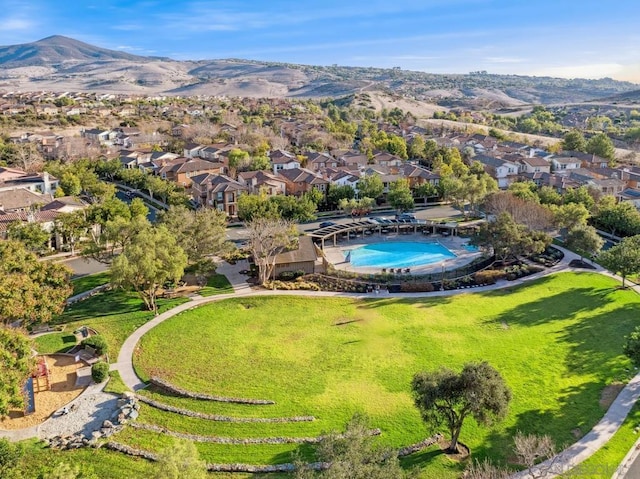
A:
[32,356,51,393]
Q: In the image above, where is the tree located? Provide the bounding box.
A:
[154,438,207,479]
[484,192,553,232]
[561,129,586,152]
[563,186,596,212]
[593,200,640,237]
[413,182,438,204]
[549,202,590,233]
[408,135,426,159]
[7,221,49,253]
[623,326,640,367]
[245,217,297,284]
[357,174,384,200]
[111,225,188,313]
[565,225,604,262]
[294,414,409,479]
[54,210,87,255]
[0,327,35,417]
[412,362,511,453]
[598,235,640,287]
[471,213,549,262]
[237,191,279,221]
[586,132,616,163]
[537,186,562,206]
[508,181,539,203]
[387,179,414,213]
[158,206,230,271]
[326,184,356,209]
[0,241,72,326]
[58,172,82,197]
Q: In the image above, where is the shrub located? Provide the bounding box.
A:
[277,270,305,281]
[400,282,435,293]
[81,334,108,356]
[91,361,109,383]
[474,269,505,285]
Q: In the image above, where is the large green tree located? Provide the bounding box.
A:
[357,174,384,200]
[54,210,88,255]
[412,362,511,453]
[561,129,586,152]
[0,240,72,326]
[111,225,188,313]
[598,235,640,287]
[0,327,36,417]
[7,221,49,253]
[158,205,230,265]
[593,200,640,237]
[586,132,616,163]
[565,225,604,262]
[387,178,414,213]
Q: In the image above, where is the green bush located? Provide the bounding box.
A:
[81,334,108,356]
[400,282,435,293]
[91,361,109,383]
[474,269,505,285]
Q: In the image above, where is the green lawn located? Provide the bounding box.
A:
[34,289,187,362]
[199,273,234,297]
[71,271,111,296]
[128,272,639,477]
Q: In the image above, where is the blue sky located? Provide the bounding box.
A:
[1,0,639,83]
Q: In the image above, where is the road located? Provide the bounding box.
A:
[115,190,158,222]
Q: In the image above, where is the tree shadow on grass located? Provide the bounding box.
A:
[474,381,604,469]
[56,289,145,323]
[357,295,454,312]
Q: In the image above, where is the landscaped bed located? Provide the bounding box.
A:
[127,272,638,478]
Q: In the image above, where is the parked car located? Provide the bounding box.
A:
[319,221,337,228]
[396,213,416,221]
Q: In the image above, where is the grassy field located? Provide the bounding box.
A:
[34,289,187,362]
[71,271,111,296]
[199,273,234,297]
[126,272,639,477]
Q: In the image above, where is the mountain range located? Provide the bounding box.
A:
[0,36,638,107]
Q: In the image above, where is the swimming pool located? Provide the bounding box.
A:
[345,241,456,268]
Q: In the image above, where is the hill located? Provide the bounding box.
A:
[0,36,637,107]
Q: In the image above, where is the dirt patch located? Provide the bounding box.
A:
[437,437,470,461]
[600,383,625,409]
[571,428,583,439]
[0,355,85,430]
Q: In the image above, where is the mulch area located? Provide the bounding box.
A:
[0,355,85,430]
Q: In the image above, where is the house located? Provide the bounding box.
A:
[562,150,609,169]
[400,164,440,188]
[270,150,300,174]
[326,169,361,191]
[81,128,117,145]
[371,151,403,168]
[618,188,640,209]
[339,151,369,169]
[474,154,519,189]
[276,168,329,196]
[237,170,287,196]
[190,174,248,216]
[157,158,226,188]
[550,155,580,172]
[305,151,338,172]
[516,156,551,175]
[271,235,323,279]
[0,168,57,195]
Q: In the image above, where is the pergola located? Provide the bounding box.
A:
[308,219,460,250]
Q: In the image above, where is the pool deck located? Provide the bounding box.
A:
[321,231,482,276]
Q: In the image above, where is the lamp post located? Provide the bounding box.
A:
[440,262,446,291]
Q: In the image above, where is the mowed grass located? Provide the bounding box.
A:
[131,272,639,476]
[71,271,111,296]
[199,273,234,296]
[35,289,187,362]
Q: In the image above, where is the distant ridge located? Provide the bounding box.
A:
[0,35,167,67]
[0,35,637,105]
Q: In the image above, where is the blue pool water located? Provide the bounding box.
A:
[464,243,479,252]
[345,242,456,268]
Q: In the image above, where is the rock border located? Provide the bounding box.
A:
[136,394,315,423]
[130,422,381,445]
[150,376,274,405]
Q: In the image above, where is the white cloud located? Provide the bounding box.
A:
[0,17,34,31]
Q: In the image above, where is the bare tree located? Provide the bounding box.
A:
[464,459,511,479]
[513,432,559,478]
[483,192,553,231]
[246,217,297,284]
